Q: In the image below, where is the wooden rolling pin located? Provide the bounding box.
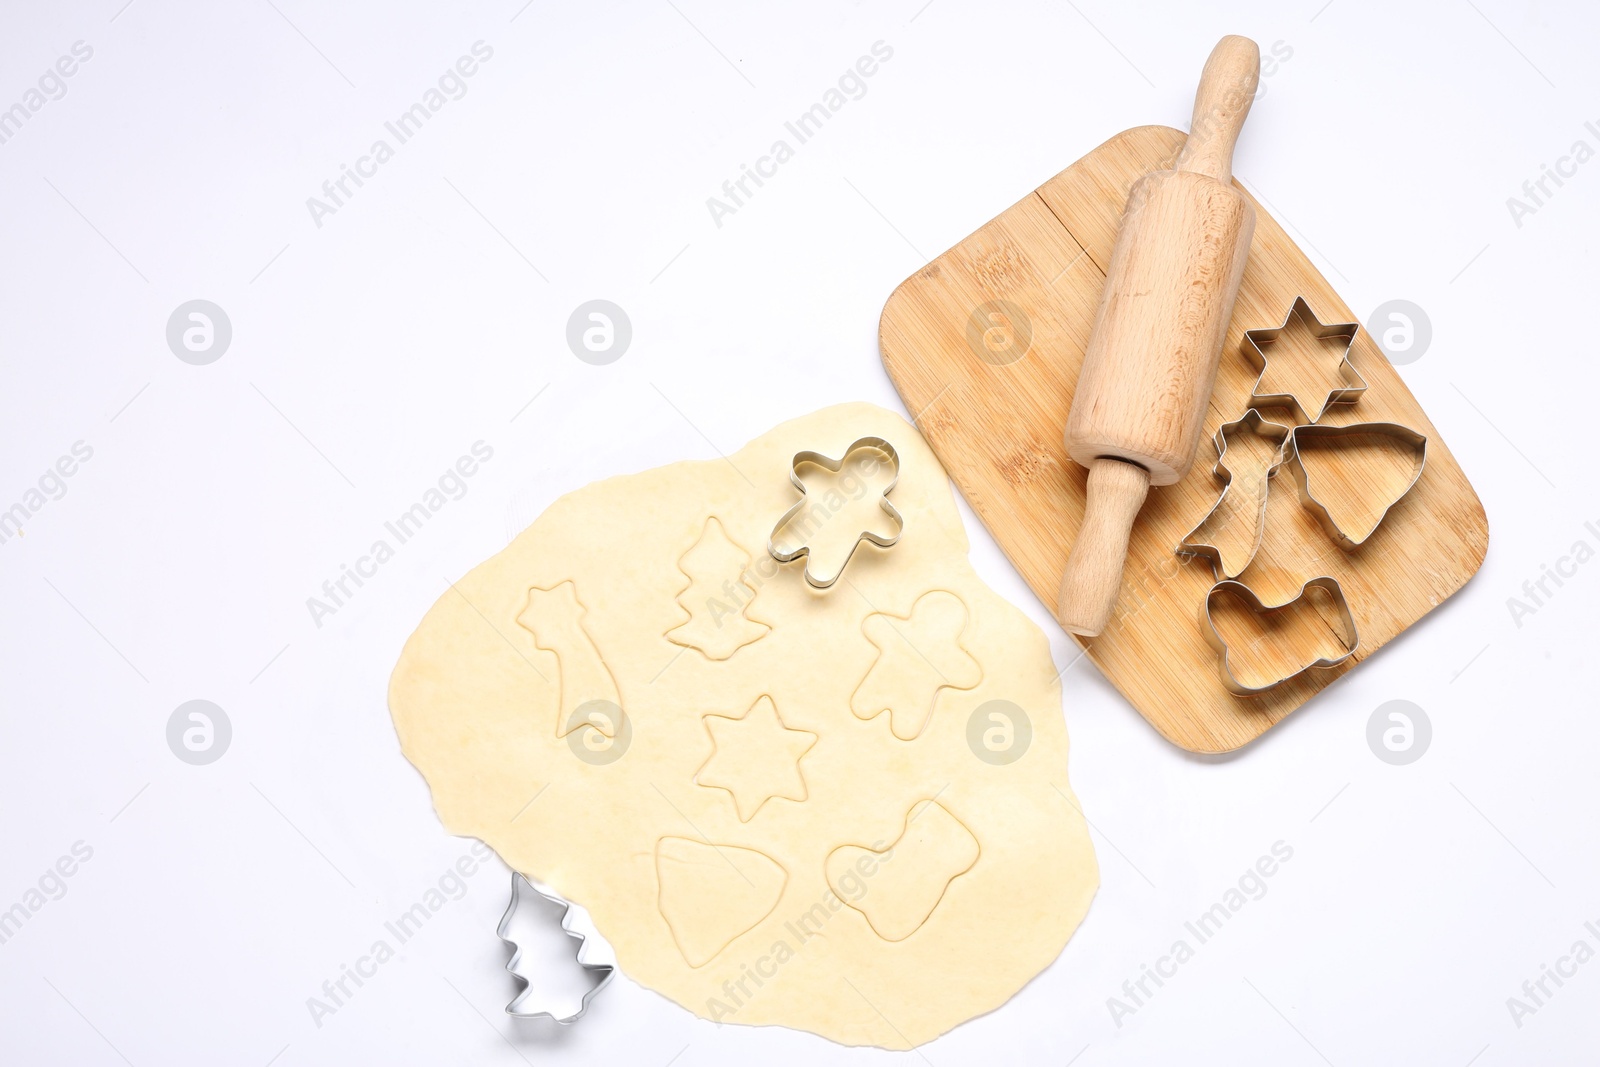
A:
[1056,35,1260,637]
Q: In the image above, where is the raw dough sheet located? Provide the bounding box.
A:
[389,402,1098,1048]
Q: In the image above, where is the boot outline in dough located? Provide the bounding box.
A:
[825,799,980,942]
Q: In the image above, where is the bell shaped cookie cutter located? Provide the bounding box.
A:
[1241,296,1366,423]
[497,872,615,1023]
[768,436,903,589]
[1286,422,1428,550]
[1178,409,1294,579]
[1202,575,1359,697]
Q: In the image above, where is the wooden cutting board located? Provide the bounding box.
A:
[878,125,1488,753]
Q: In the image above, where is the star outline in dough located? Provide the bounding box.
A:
[694,695,817,821]
[1240,296,1367,424]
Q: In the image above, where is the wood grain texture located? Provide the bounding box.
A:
[1174,35,1261,183]
[1056,37,1258,638]
[1056,458,1150,636]
[878,125,1489,753]
[1064,170,1253,484]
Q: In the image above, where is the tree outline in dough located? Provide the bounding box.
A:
[665,517,772,661]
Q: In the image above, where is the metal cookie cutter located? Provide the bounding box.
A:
[1178,409,1294,579]
[497,872,615,1023]
[1242,296,1367,423]
[768,436,903,589]
[1202,575,1359,696]
[1286,422,1428,550]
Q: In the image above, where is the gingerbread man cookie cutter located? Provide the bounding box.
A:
[768,436,903,589]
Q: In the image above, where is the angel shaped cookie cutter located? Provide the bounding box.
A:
[768,436,903,589]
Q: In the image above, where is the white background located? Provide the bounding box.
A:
[1,0,1596,1064]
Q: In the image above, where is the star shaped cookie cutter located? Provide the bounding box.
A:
[1241,296,1367,423]
[768,436,902,589]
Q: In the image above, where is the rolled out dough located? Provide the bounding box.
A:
[388,402,1098,1049]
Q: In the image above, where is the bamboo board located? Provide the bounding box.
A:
[878,125,1488,753]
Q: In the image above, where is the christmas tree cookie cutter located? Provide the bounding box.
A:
[768,436,903,589]
[497,872,615,1023]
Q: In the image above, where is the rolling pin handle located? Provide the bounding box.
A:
[1174,35,1260,183]
[1057,458,1152,638]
